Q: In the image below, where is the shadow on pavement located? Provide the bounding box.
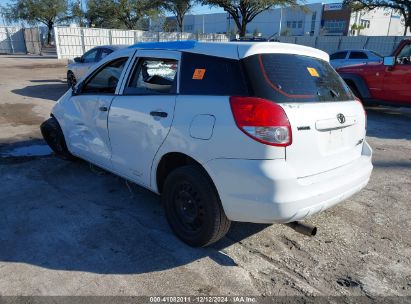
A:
[366,106,411,141]
[12,82,68,101]
[0,140,269,274]
[30,79,66,84]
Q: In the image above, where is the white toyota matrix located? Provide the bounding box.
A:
[41,41,373,246]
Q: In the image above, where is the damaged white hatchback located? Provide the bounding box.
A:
[41,41,373,246]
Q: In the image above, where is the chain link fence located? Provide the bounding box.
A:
[277,35,406,56]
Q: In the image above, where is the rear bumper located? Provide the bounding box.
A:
[204,141,373,223]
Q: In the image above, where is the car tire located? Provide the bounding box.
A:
[67,71,77,88]
[40,117,75,160]
[162,165,231,247]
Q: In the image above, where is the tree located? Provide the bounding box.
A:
[70,0,84,27]
[84,0,161,30]
[351,23,366,35]
[199,0,300,37]
[2,0,69,44]
[162,0,194,33]
[163,18,178,32]
[84,0,116,28]
[343,0,411,36]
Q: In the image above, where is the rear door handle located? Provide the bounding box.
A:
[99,106,108,112]
[150,111,168,118]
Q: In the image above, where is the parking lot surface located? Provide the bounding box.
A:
[0,56,410,298]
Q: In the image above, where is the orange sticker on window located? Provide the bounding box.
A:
[192,68,206,80]
[307,67,319,77]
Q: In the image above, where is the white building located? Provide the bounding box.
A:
[178,4,323,37]
[164,2,409,37]
[349,8,406,36]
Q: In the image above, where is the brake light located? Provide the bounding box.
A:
[229,96,292,146]
[355,97,367,129]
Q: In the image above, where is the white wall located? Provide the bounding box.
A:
[54,26,229,59]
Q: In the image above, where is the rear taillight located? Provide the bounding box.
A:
[355,97,367,129]
[229,96,292,146]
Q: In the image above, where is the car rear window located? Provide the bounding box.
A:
[243,54,354,103]
[180,52,249,95]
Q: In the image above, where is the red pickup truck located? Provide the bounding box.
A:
[337,39,411,107]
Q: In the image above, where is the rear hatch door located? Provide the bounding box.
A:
[243,53,366,177]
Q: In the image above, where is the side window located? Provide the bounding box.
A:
[330,51,347,60]
[99,48,113,60]
[82,49,99,63]
[349,51,368,59]
[82,57,128,94]
[180,53,249,96]
[124,58,178,95]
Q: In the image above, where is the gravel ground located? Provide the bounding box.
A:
[0,55,410,300]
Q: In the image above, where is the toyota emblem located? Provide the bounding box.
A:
[337,113,346,124]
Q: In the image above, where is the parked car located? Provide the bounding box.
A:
[41,41,373,246]
[67,45,126,87]
[337,39,411,107]
[330,49,382,69]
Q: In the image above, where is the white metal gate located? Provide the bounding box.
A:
[0,26,27,54]
[54,26,230,59]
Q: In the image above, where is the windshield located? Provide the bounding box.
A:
[243,53,354,103]
[370,51,383,58]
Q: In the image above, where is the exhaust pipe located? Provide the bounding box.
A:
[285,221,317,236]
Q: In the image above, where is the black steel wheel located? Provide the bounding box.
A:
[40,117,75,160]
[162,165,231,247]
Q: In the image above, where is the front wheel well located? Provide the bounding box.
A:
[344,79,361,99]
[156,153,207,193]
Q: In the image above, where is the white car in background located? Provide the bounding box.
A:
[41,41,373,246]
[330,49,382,69]
[67,45,126,87]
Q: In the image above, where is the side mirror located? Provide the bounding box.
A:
[74,57,82,63]
[383,56,395,67]
[72,82,82,95]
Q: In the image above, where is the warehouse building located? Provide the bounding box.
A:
[165,2,408,37]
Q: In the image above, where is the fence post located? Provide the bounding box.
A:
[38,26,42,54]
[337,36,342,51]
[80,27,85,54]
[364,36,370,49]
[134,30,138,43]
[54,26,61,58]
[109,29,113,45]
[6,27,14,54]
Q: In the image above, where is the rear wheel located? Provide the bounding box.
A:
[67,71,77,88]
[40,117,75,160]
[162,165,231,247]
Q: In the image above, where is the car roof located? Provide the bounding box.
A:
[92,45,128,51]
[129,40,329,61]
